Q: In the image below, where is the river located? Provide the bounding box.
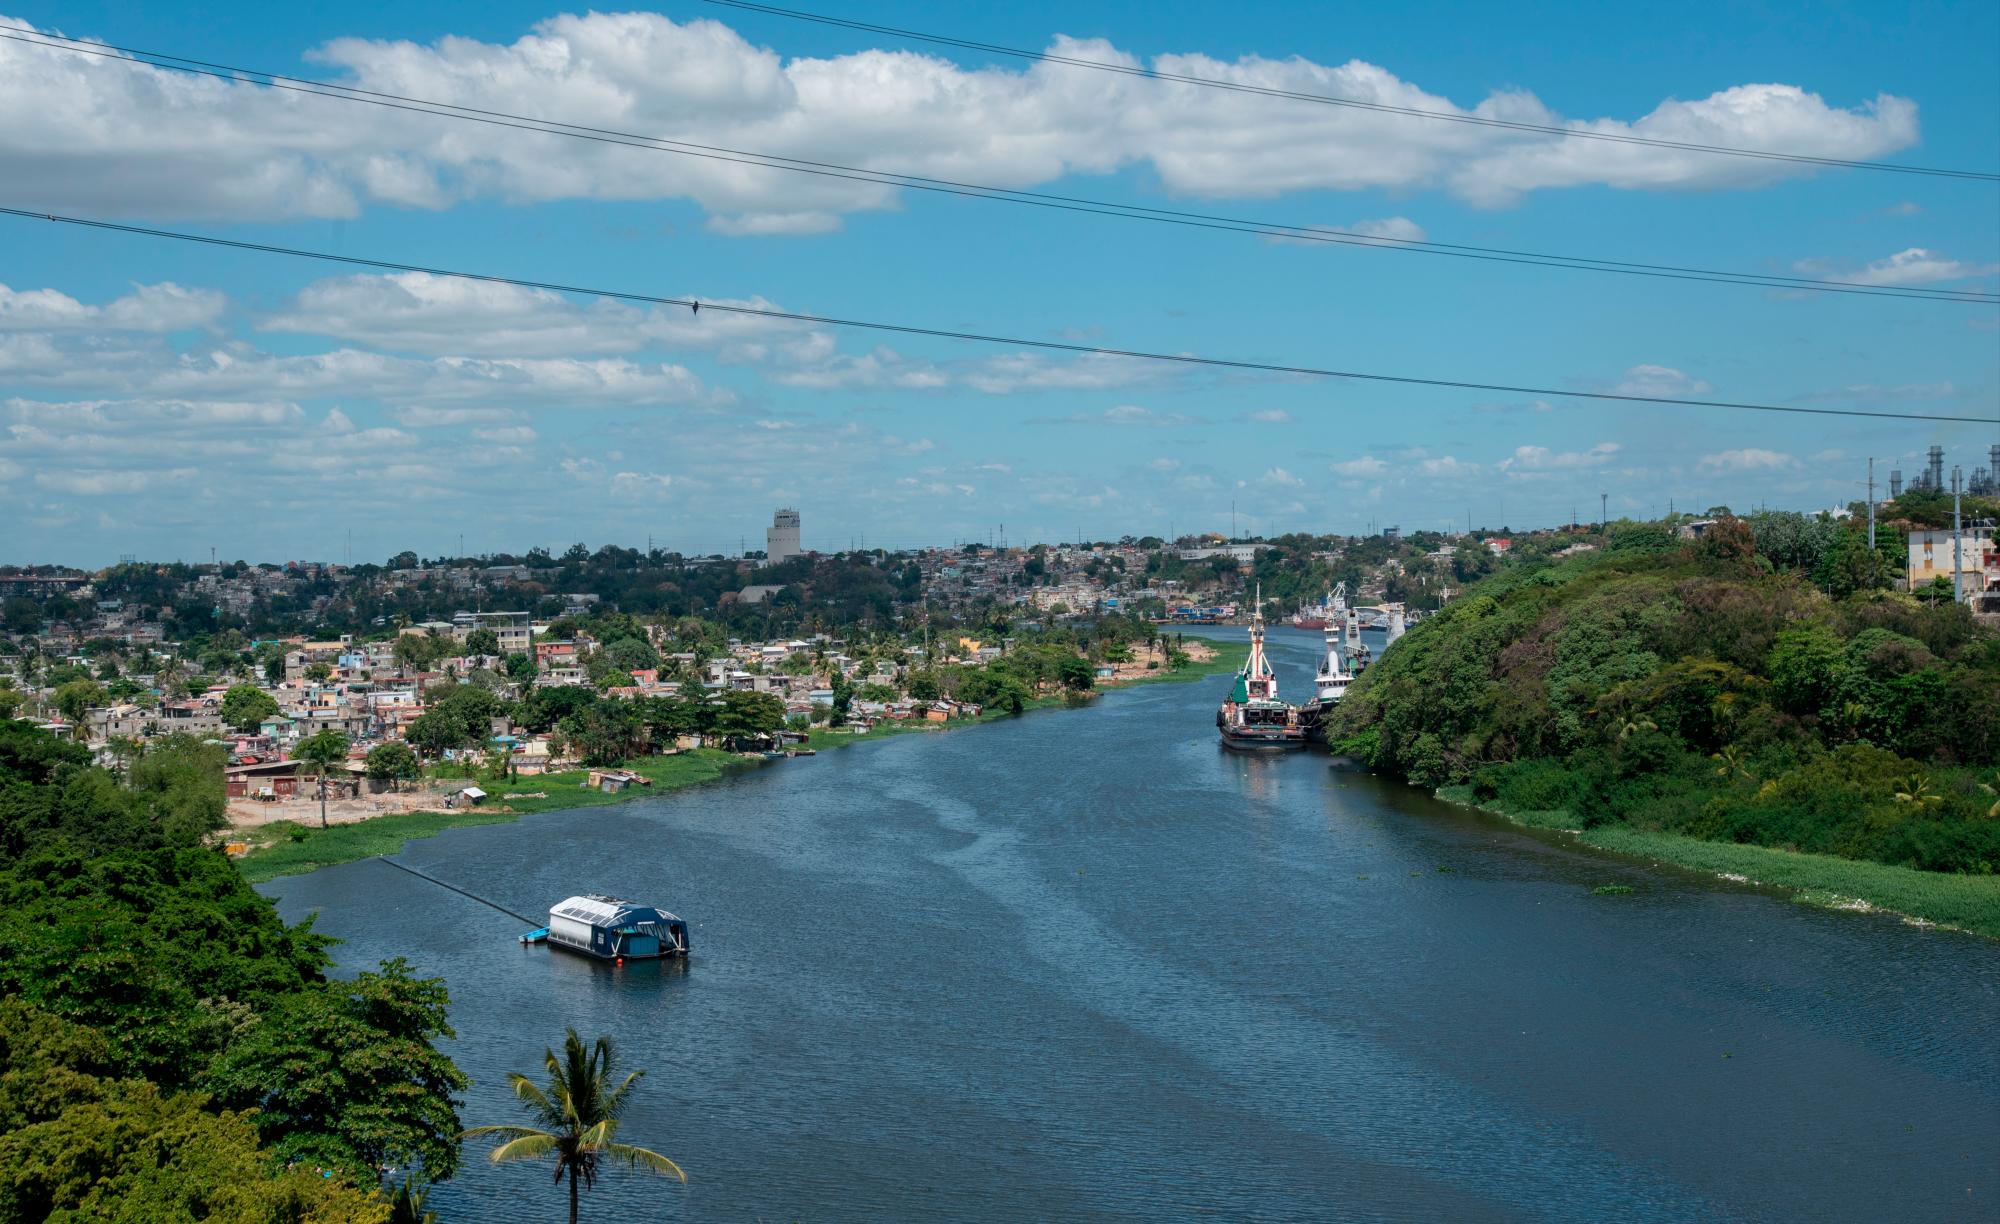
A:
[264,627,2000,1223]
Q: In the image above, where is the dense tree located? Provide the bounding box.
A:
[1328,540,2000,875]
[221,683,280,732]
[53,678,104,724]
[714,691,786,747]
[205,958,467,1183]
[365,741,422,787]
[463,627,501,657]
[0,722,467,1217]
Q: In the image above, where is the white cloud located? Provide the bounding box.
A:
[1797,247,1999,287]
[1037,404,1205,427]
[1699,448,1798,473]
[1611,364,1712,397]
[264,272,823,361]
[608,471,677,499]
[0,281,223,332]
[0,14,1921,224]
[1261,215,1425,248]
[1262,466,1305,487]
[1242,408,1292,423]
[1419,455,1480,477]
[1331,456,1387,477]
[1499,442,1620,472]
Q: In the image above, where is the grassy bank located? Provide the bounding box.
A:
[237,750,740,884]
[1434,785,2000,938]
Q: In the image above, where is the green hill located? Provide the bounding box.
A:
[1327,517,2000,934]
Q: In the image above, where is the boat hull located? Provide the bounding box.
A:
[1290,616,1330,631]
[1219,724,1308,752]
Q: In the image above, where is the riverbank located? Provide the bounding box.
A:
[236,750,741,883]
[1434,785,2000,939]
[237,642,1250,884]
[804,640,1249,752]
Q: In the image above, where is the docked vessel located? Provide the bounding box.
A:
[540,894,689,962]
[1289,590,1339,631]
[1300,623,1354,743]
[1217,586,1306,751]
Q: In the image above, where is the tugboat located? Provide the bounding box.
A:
[1300,623,1353,743]
[1217,585,1306,751]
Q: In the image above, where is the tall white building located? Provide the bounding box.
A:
[766,508,803,564]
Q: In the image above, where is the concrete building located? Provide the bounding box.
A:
[767,508,803,564]
[1906,528,1997,598]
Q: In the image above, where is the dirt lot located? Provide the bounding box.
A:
[226,787,453,830]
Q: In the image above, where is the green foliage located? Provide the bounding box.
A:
[558,699,639,766]
[1331,538,2000,881]
[0,1075,391,1224]
[220,684,280,733]
[204,958,467,1182]
[463,627,500,657]
[364,741,422,783]
[295,728,351,776]
[0,722,466,1217]
[52,679,104,725]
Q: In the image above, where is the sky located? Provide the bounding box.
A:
[1,0,1995,566]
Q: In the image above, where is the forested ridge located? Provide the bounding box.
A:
[0,723,463,1221]
[1328,517,2000,878]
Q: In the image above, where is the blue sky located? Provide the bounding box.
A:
[1,0,1995,565]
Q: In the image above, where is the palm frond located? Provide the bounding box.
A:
[607,1143,687,1183]
[484,1131,562,1165]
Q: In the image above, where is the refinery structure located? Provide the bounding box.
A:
[1888,444,2000,499]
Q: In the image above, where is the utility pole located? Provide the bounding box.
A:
[1866,458,1877,549]
[1952,466,1964,603]
[1600,492,1608,528]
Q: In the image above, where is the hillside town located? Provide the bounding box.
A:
[5,491,1994,816]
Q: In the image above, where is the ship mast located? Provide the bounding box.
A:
[1245,581,1274,699]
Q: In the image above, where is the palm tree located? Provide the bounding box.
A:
[1976,773,1999,819]
[463,1030,685,1224]
[1893,772,1941,806]
[1617,716,1657,742]
[1710,744,1753,781]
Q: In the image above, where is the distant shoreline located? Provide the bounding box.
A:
[241,641,1250,885]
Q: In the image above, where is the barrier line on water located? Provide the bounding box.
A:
[376,856,539,927]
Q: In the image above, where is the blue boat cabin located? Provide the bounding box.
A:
[546,894,689,961]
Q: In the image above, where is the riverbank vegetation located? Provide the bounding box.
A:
[0,721,466,1218]
[1328,514,2000,935]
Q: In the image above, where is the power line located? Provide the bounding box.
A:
[6,205,1991,425]
[697,0,2000,182]
[4,25,1993,305]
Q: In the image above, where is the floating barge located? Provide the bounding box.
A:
[537,894,689,961]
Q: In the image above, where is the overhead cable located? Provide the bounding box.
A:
[6,206,1991,425]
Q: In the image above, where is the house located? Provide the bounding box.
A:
[1483,537,1513,556]
[1907,528,1997,597]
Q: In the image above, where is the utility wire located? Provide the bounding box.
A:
[6,206,1991,425]
[3,26,1991,305]
[697,0,2000,183]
